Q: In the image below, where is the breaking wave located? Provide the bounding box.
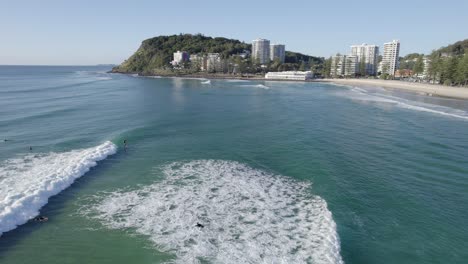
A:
[0,141,117,236]
[201,80,211,85]
[82,160,343,264]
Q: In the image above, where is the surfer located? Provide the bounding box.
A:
[34,216,48,222]
[196,222,204,228]
[123,139,127,150]
[29,146,32,151]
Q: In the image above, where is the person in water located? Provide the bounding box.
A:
[196,222,204,228]
[29,146,32,151]
[34,216,48,222]
[123,139,127,148]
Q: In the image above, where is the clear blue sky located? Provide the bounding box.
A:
[1,0,467,65]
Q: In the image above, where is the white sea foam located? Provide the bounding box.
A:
[241,84,270,89]
[201,80,211,85]
[83,160,343,264]
[224,79,251,83]
[0,141,117,236]
[342,86,468,120]
[96,76,112,81]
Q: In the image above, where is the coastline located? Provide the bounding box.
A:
[111,71,468,100]
[112,71,321,83]
[319,79,468,100]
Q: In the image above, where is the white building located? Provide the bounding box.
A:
[270,44,286,63]
[206,53,223,72]
[190,54,207,71]
[172,51,189,66]
[252,38,270,64]
[423,56,431,78]
[382,40,400,75]
[350,44,379,75]
[331,54,358,77]
[265,71,313,80]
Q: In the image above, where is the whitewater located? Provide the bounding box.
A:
[336,85,468,120]
[82,160,343,264]
[0,141,117,236]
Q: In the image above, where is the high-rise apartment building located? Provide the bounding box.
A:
[382,40,400,75]
[270,44,286,63]
[252,38,270,64]
[350,44,379,76]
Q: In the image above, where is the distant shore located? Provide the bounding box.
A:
[319,79,468,100]
[113,71,468,100]
[114,71,320,82]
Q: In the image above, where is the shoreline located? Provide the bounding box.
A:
[111,71,468,100]
[112,71,322,83]
[319,79,468,100]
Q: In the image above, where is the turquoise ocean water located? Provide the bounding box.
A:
[0,66,467,263]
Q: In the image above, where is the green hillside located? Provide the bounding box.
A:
[112,34,323,75]
[436,39,468,56]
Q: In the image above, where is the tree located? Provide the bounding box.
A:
[428,51,441,82]
[299,61,306,71]
[455,54,468,86]
[413,55,424,76]
[322,57,332,78]
[440,56,459,85]
[382,62,390,76]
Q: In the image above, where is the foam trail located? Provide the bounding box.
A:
[241,84,270,89]
[83,160,343,264]
[342,86,468,120]
[223,79,251,83]
[0,141,117,236]
[201,80,211,85]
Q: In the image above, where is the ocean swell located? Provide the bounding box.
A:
[0,141,117,236]
[83,160,343,264]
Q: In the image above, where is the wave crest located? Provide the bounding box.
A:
[0,141,117,236]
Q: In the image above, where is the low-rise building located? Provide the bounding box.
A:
[395,69,413,78]
[172,51,189,66]
[331,54,358,77]
[423,56,431,78]
[265,71,313,80]
[190,54,207,71]
[206,53,224,72]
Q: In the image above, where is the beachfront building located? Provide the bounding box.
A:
[206,53,224,73]
[423,56,431,78]
[252,38,270,64]
[270,44,286,63]
[382,40,400,75]
[331,54,358,77]
[172,51,189,66]
[350,44,379,75]
[265,71,313,80]
[190,54,207,71]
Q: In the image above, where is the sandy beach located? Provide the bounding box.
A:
[320,79,468,100]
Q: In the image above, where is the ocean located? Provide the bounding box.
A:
[0,66,467,263]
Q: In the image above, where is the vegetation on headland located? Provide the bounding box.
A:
[112,34,324,76]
